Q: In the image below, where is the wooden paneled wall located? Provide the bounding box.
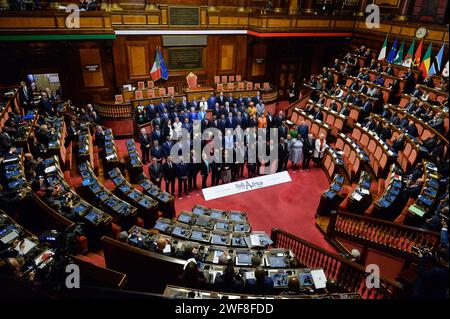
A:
[112,34,248,89]
[79,48,105,88]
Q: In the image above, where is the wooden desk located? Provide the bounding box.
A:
[184,87,214,101]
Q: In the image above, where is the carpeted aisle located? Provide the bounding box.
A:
[115,139,336,252]
[173,168,337,253]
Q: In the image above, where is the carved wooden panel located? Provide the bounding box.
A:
[251,43,267,77]
[219,43,235,73]
[79,48,105,88]
[123,15,147,24]
[127,44,149,79]
[80,17,104,28]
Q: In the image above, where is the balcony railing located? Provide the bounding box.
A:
[271,228,404,299]
[327,211,441,260]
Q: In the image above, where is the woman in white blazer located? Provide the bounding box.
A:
[313,133,327,166]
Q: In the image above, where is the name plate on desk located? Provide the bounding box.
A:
[168,47,203,70]
[202,171,292,201]
[168,6,200,26]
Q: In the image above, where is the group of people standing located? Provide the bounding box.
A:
[132,90,328,198]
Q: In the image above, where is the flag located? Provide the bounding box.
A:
[378,36,388,61]
[442,61,449,77]
[433,43,445,73]
[413,40,423,68]
[428,62,437,76]
[150,48,161,81]
[419,42,432,75]
[393,39,405,65]
[402,38,415,67]
[387,37,399,63]
[159,47,169,81]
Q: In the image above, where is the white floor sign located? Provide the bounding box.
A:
[202,171,292,201]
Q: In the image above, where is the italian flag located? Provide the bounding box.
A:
[393,39,405,65]
[150,49,162,81]
[419,42,432,76]
[402,38,415,67]
[378,36,388,61]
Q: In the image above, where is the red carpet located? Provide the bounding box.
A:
[115,138,336,253]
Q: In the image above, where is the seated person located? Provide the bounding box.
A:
[117,231,129,243]
[251,254,262,266]
[245,266,274,295]
[176,243,197,260]
[214,260,244,292]
[151,237,173,256]
[280,276,301,295]
[176,260,207,289]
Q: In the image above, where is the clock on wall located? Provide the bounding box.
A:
[415,27,428,39]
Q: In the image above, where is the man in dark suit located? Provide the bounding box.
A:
[359,81,369,94]
[344,92,355,103]
[398,116,409,128]
[152,125,163,144]
[146,103,156,121]
[339,103,350,116]
[330,101,338,112]
[225,112,236,129]
[277,137,288,172]
[201,118,210,133]
[353,94,363,107]
[405,121,418,138]
[349,80,359,91]
[38,92,54,116]
[405,98,418,114]
[162,139,173,158]
[162,157,176,195]
[402,67,416,94]
[182,117,193,135]
[297,121,309,139]
[384,63,394,76]
[200,153,211,189]
[152,113,163,129]
[227,92,234,105]
[252,92,262,105]
[138,128,151,164]
[211,153,222,186]
[302,134,315,171]
[149,157,163,188]
[212,103,221,118]
[361,99,373,119]
[18,81,33,109]
[391,134,406,152]
[217,92,226,106]
[157,98,166,114]
[188,151,200,192]
[278,122,288,141]
[151,140,163,161]
[245,266,274,295]
[313,107,323,121]
[207,92,217,110]
[217,115,226,134]
[176,160,189,197]
[177,96,190,111]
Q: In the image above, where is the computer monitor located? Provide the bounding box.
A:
[178,213,192,224]
[236,252,253,266]
[269,256,288,268]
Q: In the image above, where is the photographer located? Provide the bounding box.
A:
[411,245,449,299]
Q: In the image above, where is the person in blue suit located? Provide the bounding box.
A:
[297,121,309,140]
[245,266,274,295]
[176,160,189,197]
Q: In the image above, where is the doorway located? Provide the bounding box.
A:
[26,73,62,98]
